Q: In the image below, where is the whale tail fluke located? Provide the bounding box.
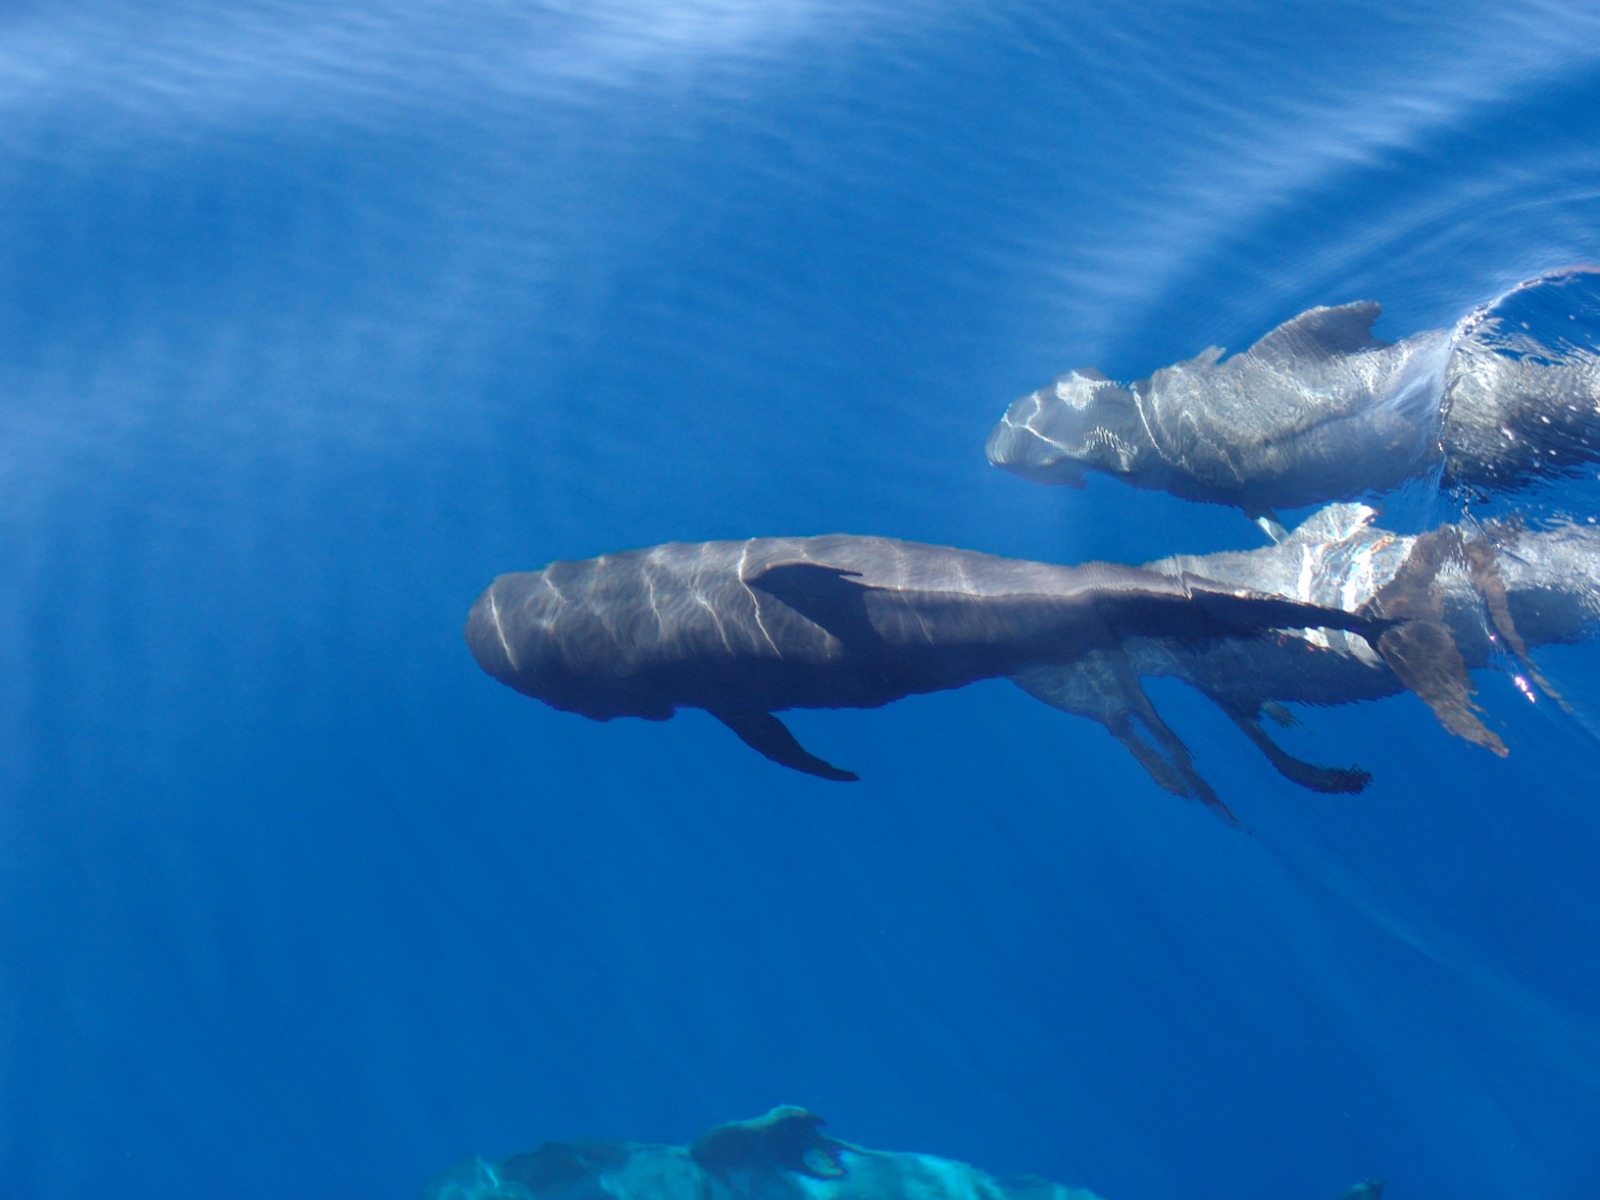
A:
[1368,526,1510,755]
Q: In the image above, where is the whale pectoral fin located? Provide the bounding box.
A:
[1218,702,1371,794]
[747,562,880,646]
[1246,301,1389,366]
[1011,659,1242,828]
[711,710,859,782]
[1103,706,1242,827]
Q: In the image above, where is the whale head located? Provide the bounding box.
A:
[986,368,1154,487]
[465,566,676,721]
[465,574,561,693]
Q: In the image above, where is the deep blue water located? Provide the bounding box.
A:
[5,3,1600,1197]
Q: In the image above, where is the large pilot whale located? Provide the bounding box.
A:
[419,1104,1383,1200]
[1013,504,1600,807]
[986,267,1600,518]
[464,534,1385,789]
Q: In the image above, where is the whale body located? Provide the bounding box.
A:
[1013,504,1600,804]
[418,1106,1110,1200]
[986,268,1600,517]
[419,1104,1382,1200]
[465,534,1383,793]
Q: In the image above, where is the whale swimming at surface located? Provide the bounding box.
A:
[986,267,1600,519]
[464,534,1385,794]
[1013,503,1600,809]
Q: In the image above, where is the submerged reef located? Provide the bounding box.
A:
[419,1107,1103,1200]
[418,1107,1384,1200]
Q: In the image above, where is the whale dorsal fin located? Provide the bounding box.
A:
[1245,301,1389,366]
[1172,345,1225,371]
[691,1106,846,1179]
[711,710,858,782]
[748,562,881,647]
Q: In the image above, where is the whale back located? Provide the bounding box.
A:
[1136,306,1451,510]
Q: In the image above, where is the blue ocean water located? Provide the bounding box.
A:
[4,2,1600,1197]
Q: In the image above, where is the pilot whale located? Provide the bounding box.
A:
[464,534,1385,789]
[986,267,1600,518]
[1013,504,1600,806]
[419,1104,1382,1200]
